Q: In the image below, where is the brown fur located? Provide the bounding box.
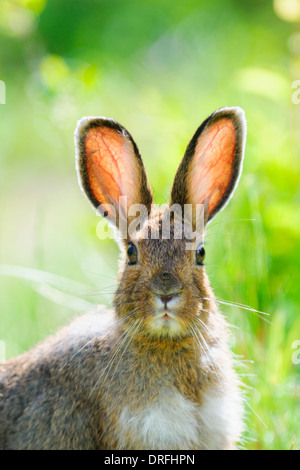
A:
[0,107,246,449]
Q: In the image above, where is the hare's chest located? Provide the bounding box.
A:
[115,385,244,450]
[117,387,202,450]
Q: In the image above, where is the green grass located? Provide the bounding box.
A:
[0,0,299,450]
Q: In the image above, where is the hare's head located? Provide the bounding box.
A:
[75,108,246,340]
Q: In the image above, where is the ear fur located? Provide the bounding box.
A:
[170,107,246,224]
[75,117,153,226]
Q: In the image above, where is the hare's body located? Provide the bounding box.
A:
[0,107,247,449]
[0,307,243,450]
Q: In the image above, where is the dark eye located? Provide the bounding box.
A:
[196,245,205,265]
[127,242,138,265]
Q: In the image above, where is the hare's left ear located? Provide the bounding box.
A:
[171,107,246,224]
[75,116,153,228]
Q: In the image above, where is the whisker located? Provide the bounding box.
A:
[192,315,255,386]
[243,397,266,428]
[86,287,148,298]
[60,308,140,370]
[100,316,140,377]
[90,317,140,398]
[97,320,143,441]
[193,315,226,349]
[195,323,224,385]
[200,296,271,324]
[190,321,222,386]
[107,319,142,387]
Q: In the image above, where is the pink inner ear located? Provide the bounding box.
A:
[85,126,137,217]
[188,118,237,217]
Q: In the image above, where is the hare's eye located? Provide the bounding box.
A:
[196,246,205,266]
[127,242,138,265]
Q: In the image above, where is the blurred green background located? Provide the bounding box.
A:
[0,0,299,450]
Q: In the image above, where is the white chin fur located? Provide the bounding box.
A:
[149,313,184,338]
[146,295,184,337]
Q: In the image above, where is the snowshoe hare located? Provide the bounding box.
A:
[0,106,247,450]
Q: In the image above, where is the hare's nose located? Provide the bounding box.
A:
[159,294,174,306]
[158,293,180,309]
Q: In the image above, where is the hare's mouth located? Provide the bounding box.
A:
[146,295,185,337]
[162,312,172,320]
[149,313,182,337]
[157,310,177,322]
[142,290,186,338]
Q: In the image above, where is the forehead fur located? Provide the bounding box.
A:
[128,205,204,260]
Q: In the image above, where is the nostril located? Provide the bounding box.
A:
[158,294,181,310]
[161,272,171,279]
[160,294,174,305]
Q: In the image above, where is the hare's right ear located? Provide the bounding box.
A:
[75,117,153,227]
[171,107,246,226]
